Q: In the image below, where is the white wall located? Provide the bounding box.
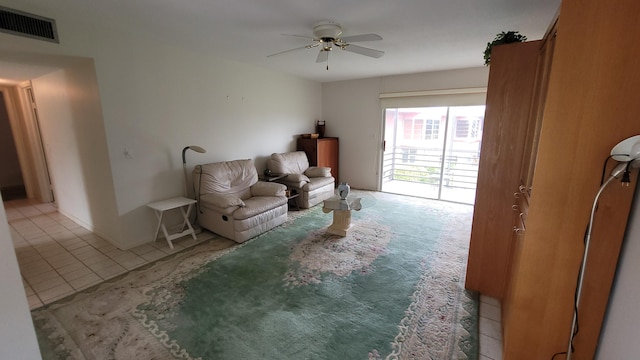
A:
[322,67,489,190]
[0,1,321,248]
[31,61,122,243]
[597,182,640,359]
[0,196,42,359]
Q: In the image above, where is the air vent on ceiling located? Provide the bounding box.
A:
[0,6,58,43]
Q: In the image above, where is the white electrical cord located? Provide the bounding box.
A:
[566,162,627,359]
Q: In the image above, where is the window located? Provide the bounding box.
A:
[424,119,439,140]
[402,118,440,140]
[455,119,469,138]
[403,119,420,140]
[454,117,482,139]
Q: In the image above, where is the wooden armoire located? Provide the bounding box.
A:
[465,0,640,358]
[297,137,339,184]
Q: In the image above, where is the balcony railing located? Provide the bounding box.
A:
[382,146,480,202]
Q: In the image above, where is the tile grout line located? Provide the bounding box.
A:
[6,199,215,310]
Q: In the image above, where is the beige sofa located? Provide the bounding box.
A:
[193,159,288,243]
[267,151,335,209]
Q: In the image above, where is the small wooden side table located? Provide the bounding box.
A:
[260,174,300,210]
[147,196,197,249]
[286,189,300,211]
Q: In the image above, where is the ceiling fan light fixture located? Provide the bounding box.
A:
[313,21,342,39]
[321,38,334,51]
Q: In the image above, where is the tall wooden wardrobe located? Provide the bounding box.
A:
[465,0,640,358]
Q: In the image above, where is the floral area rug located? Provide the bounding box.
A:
[33,191,478,359]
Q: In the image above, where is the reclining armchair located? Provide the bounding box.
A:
[193,159,288,243]
[267,151,335,209]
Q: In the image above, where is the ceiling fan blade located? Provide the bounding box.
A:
[282,34,316,41]
[267,45,310,58]
[267,42,320,58]
[343,44,385,58]
[340,33,383,42]
[316,49,329,63]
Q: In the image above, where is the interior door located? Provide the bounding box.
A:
[22,85,55,203]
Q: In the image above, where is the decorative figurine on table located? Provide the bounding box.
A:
[323,182,361,237]
[338,182,350,200]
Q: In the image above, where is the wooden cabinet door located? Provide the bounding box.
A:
[465,41,541,298]
[503,1,640,357]
[297,138,339,184]
[501,187,528,347]
[519,21,558,201]
[503,25,556,347]
[317,138,339,183]
[297,138,318,164]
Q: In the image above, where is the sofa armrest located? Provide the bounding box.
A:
[287,173,310,182]
[285,173,310,188]
[250,181,286,197]
[304,166,332,178]
[200,193,245,208]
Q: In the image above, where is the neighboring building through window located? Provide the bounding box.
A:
[425,119,439,140]
[402,117,442,141]
[454,117,482,139]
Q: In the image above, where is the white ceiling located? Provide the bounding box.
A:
[4,0,560,83]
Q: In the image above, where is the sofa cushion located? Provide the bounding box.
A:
[194,159,258,196]
[304,166,331,178]
[268,151,309,175]
[233,196,288,220]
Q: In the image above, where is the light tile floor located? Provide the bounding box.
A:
[479,295,504,360]
[5,199,212,310]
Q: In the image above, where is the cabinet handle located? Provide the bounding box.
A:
[519,213,527,232]
[519,185,526,193]
[514,192,520,199]
[513,226,524,234]
[512,205,518,211]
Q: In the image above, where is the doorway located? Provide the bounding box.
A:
[0,90,26,200]
[0,84,54,204]
[381,105,485,204]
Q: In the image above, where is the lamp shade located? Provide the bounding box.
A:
[629,142,640,160]
[611,135,640,161]
[182,145,207,164]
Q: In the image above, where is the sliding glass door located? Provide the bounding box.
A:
[381,105,485,204]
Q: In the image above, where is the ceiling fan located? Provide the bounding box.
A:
[267,21,384,69]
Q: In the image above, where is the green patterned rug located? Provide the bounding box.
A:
[32,191,478,359]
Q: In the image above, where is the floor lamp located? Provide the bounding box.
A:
[182,145,206,198]
[566,135,640,359]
